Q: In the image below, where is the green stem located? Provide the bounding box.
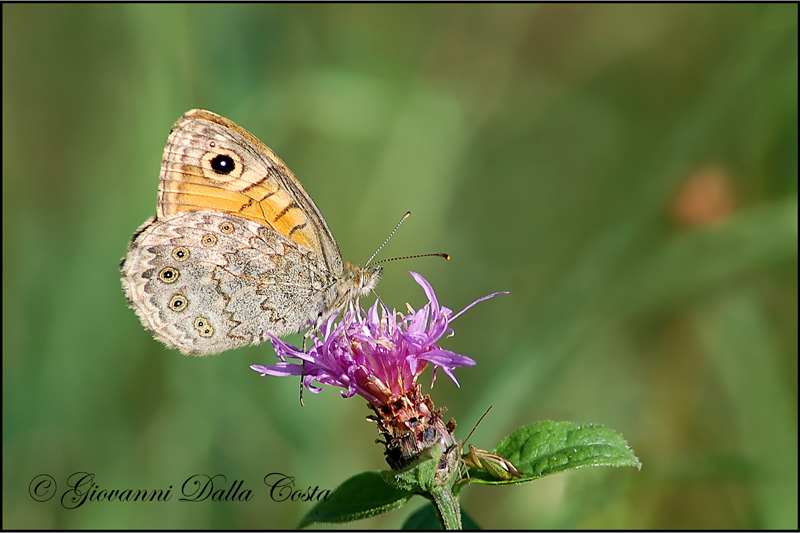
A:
[429,485,462,530]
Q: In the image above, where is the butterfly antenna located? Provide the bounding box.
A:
[372,252,450,265]
[364,211,450,267]
[364,211,411,267]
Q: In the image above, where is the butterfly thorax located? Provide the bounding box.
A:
[317,262,381,324]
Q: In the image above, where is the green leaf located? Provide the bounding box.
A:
[402,503,482,530]
[381,443,444,493]
[297,471,414,528]
[458,421,641,487]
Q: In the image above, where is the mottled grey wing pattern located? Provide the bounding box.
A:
[121,210,336,355]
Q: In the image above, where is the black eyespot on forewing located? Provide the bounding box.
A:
[210,154,235,175]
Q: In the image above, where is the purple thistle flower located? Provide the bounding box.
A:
[251,272,505,408]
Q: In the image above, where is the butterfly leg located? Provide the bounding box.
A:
[297,334,309,406]
[298,362,306,407]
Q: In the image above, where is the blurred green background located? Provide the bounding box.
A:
[3,4,797,529]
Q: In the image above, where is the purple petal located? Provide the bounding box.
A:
[252,272,504,402]
[409,271,440,313]
[418,348,476,368]
[451,291,508,321]
[439,365,461,387]
[250,362,304,377]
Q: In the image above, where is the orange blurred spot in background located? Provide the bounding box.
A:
[671,165,737,227]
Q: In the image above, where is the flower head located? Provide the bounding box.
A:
[252,272,506,474]
[251,272,505,407]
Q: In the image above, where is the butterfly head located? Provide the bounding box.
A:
[341,261,382,299]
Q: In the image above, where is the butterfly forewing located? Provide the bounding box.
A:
[158,109,343,273]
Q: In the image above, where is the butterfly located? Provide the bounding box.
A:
[120,109,381,355]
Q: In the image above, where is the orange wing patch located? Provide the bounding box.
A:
[157,122,319,254]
